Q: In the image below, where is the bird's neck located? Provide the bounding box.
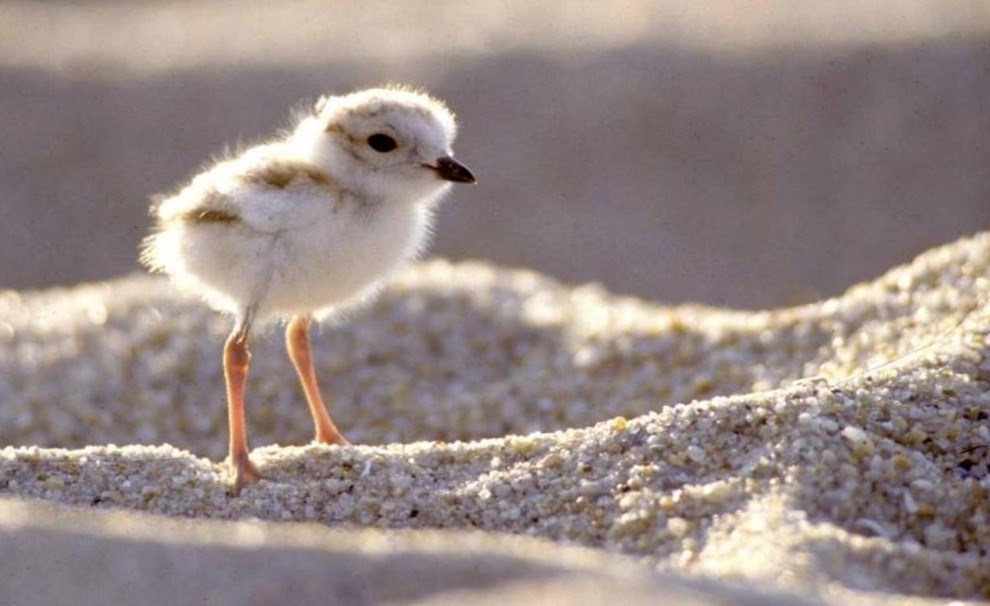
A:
[287,122,366,195]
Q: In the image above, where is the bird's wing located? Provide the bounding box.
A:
[153,150,341,234]
[152,175,242,228]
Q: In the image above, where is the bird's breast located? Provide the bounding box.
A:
[263,201,432,316]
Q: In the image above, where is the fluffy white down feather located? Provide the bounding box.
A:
[142,87,467,326]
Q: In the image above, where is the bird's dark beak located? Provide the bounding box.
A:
[426,156,476,184]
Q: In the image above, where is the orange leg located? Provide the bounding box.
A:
[224,329,263,494]
[286,315,350,445]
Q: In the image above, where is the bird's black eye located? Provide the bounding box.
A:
[367,133,398,153]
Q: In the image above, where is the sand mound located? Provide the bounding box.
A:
[1,233,989,604]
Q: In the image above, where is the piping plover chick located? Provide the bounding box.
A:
[141,87,475,494]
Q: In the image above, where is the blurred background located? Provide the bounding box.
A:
[0,0,988,309]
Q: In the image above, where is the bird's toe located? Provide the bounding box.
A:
[228,454,266,496]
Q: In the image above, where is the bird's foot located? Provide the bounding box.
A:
[315,428,351,447]
[228,452,265,496]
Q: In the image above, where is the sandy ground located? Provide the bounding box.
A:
[0,498,821,606]
[1,232,989,603]
[1,1,989,307]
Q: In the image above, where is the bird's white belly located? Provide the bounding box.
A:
[258,203,427,319]
[158,191,436,324]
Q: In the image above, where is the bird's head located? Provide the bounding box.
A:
[293,86,475,202]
